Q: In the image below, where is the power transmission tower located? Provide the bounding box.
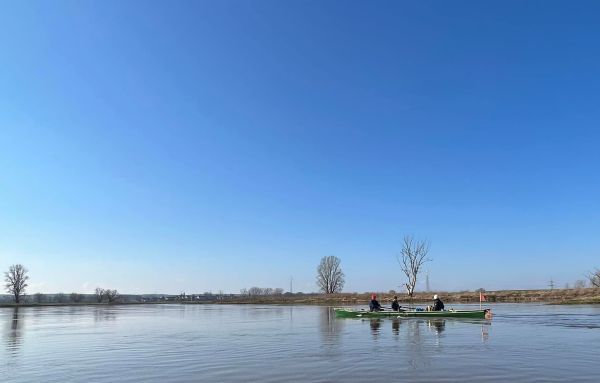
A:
[548,279,555,291]
[425,270,430,292]
[290,276,293,294]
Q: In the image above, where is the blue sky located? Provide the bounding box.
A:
[1,1,599,294]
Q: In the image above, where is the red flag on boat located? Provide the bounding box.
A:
[480,292,487,302]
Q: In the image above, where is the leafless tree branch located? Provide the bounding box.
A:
[95,287,105,303]
[588,269,600,288]
[104,289,119,303]
[397,236,430,298]
[4,264,29,304]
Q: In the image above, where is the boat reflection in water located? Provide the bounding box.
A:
[369,319,382,338]
[363,316,491,343]
[427,318,446,334]
[362,316,491,369]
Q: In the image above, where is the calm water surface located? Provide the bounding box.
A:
[2,303,599,382]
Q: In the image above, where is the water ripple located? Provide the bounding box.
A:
[1,304,599,382]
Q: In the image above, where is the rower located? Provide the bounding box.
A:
[369,294,382,312]
[391,295,400,311]
[432,294,445,311]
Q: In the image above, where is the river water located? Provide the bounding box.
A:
[1,303,599,382]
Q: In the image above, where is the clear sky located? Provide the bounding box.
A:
[1,1,599,295]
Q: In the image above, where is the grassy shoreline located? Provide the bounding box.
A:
[2,288,599,308]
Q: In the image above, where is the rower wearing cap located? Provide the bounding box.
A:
[432,294,445,311]
[369,294,382,312]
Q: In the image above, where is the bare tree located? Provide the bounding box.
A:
[574,280,586,289]
[316,256,345,294]
[589,269,600,288]
[34,293,45,304]
[397,236,430,298]
[55,293,66,303]
[95,287,105,303]
[241,287,284,298]
[248,287,262,296]
[104,289,118,303]
[4,264,29,304]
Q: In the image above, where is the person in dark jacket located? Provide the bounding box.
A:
[391,296,400,311]
[369,294,382,312]
[432,294,444,311]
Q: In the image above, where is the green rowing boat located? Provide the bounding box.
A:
[334,308,491,319]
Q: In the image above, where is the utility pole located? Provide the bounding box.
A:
[290,276,293,294]
[425,270,430,292]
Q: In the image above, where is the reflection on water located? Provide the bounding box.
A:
[245,305,285,319]
[406,320,427,369]
[481,322,489,342]
[364,317,471,338]
[1,304,599,383]
[392,318,400,335]
[369,317,453,339]
[361,316,491,369]
[3,307,23,355]
[369,319,382,339]
[427,319,446,334]
[93,307,118,323]
[319,307,344,351]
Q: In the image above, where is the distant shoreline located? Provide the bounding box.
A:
[1,288,599,308]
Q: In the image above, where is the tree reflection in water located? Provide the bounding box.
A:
[3,307,23,356]
[319,306,344,351]
[405,319,428,369]
[427,319,446,335]
[93,306,118,323]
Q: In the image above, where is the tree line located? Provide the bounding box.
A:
[3,264,119,304]
[239,287,285,296]
[5,254,600,303]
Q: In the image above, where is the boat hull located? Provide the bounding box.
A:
[334,308,490,319]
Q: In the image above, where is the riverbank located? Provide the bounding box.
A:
[1,288,599,308]
[223,289,600,305]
